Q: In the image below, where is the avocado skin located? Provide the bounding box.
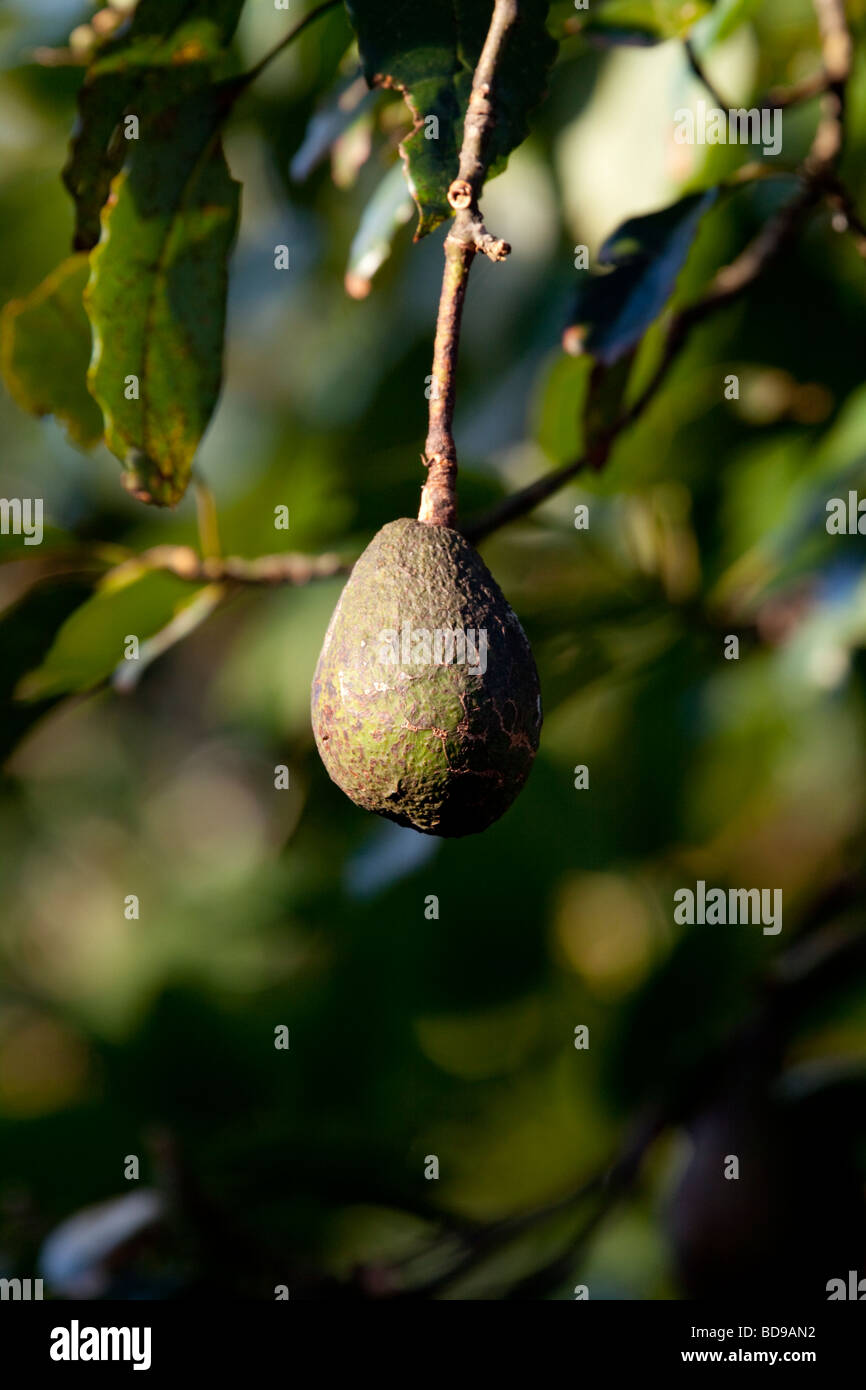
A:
[311,519,542,837]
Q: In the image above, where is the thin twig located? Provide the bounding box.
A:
[380,1171,606,1299]
[463,191,812,545]
[121,545,349,587]
[0,543,351,590]
[824,176,866,259]
[447,0,518,258]
[112,583,228,693]
[366,903,866,1300]
[418,0,518,528]
[420,241,475,528]
[765,69,832,110]
[805,0,852,171]
[80,544,349,590]
[618,181,821,430]
[238,0,343,90]
[463,0,855,545]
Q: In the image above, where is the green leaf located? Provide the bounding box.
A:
[64,0,245,250]
[16,569,205,700]
[692,0,762,48]
[533,353,594,462]
[86,85,240,507]
[344,0,558,237]
[0,255,103,449]
[565,191,717,366]
[580,0,714,46]
[583,354,635,457]
[344,161,415,298]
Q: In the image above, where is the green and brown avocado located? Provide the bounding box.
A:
[311,518,542,837]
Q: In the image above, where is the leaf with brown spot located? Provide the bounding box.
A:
[86,84,240,507]
[64,0,245,250]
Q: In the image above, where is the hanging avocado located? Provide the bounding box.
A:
[311,518,541,837]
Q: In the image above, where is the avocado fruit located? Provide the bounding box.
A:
[311,518,541,837]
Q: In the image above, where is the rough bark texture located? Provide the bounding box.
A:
[418,0,519,528]
[311,519,541,836]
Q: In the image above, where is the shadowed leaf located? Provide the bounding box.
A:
[86,85,240,507]
[565,191,718,366]
[0,255,103,449]
[344,0,557,238]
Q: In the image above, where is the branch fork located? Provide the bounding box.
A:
[462,0,857,544]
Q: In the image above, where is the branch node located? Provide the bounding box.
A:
[447,179,473,211]
[473,226,511,261]
[462,0,854,545]
[419,0,518,526]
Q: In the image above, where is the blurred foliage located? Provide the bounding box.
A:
[564,189,718,363]
[0,0,865,1300]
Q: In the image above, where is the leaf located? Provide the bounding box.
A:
[344,161,415,299]
[290,71,374,183]
[86,85,240,507]
[40,1191,165,1299]
[693,0,763,48]
[0,256,103,449]
[16,569,206,700]
[344,0,558,238]
[112,582,226,693]
[579,0,714,46]
[564,191,718,366]
[0,578,95,762]
[64,0,245,250]
[583,354,635,457]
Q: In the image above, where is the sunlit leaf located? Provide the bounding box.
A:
[64,0,245,250]
[693,0,763,48]
[579,0,714,46]
[0,256,103,449]
[86,85,240,507]
[16,569,205,700]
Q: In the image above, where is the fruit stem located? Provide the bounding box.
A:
[419,0,518,528]
[419,238,472,527]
